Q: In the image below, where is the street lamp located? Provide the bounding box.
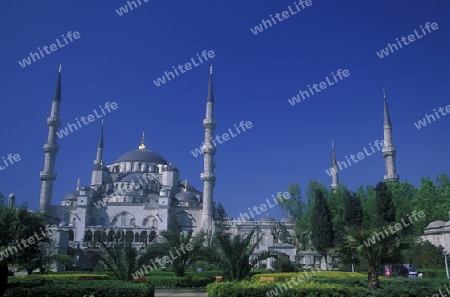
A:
[443,250,449,279]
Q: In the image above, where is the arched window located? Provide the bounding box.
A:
[68,230,74,241]
[94,230,102,241]
[149,231,157,242]
[140,231,148,242]
[134,233,139,242]
[84,230,93,242]
[130,218,136,226]
[108,230,114,241]
[126,231,134,242]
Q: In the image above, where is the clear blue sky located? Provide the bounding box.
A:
[0,0,449,220]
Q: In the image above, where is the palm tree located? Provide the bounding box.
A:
[345,226,408,290]
[138,229,206,277]
[90,237,138,281]
[205,228,273,281]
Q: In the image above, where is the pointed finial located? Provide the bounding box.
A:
[58,64,62,73]
[209,64,213,75]
[382,88,386,99]
[184,180,188,192]
[76,178,81,190]
[332,140,334,148]
[138,132,146,150]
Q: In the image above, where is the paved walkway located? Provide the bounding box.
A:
[155,289,208,297]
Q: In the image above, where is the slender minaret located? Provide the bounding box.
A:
[331,141,339,191]
[39,65,62,215]
[382,89,399,181]
[201,65,216,232]
[91,120,105,185]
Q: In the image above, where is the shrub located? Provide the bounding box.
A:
[273,254,296,272]
[5,278,154,297]
[207,281,369,297]
[146,275,215,288]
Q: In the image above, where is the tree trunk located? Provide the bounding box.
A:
[368,265,380,290]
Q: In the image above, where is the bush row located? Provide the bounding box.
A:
[11,273,111,281]
[146,275,215,288]
[207,281,370,297]
[251,271,366,283]
[5,279,154,297]
[208,278,450,297]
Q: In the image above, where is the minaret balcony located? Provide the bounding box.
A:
[384,174,399,181]
[202,144,216,155]
[47,117,61,127]
[382,147,396,156]
[201,172,216,181]
[40,171,57,181]
[203,119,216,129]
[43,143,59,153]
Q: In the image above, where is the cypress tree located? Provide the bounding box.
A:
[375,181,396,227]
[311,189,333,255]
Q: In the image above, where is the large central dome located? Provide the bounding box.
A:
[116,133,167,164]
[116,148,166,164]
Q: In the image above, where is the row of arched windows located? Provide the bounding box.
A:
[83,230,157,243]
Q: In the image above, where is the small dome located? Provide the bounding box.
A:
[175,191,197,201]
[116,149,166,164]
[426,221,446,229]
[223,216,233,221]
[259,216,276,222]
[64,190,79,200]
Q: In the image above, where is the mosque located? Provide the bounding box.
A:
[36,65,398,270]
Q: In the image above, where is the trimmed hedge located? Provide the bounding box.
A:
[207,281,369,297]
[11,273,111,281]
[146,275,215,288]
[5,278,154,297]
[251,271,366,283]
[210,275,450,297]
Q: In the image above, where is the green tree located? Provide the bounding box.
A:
[412,177,439,232]
[205,228,272,281]
[311,189,333,255]
[358,185,377,228]
[272,253,296,272]
[329,187,347,246]
[0,205,47,296]
[345,226,408,290]
[344,191,363,228]
[213,202,227,220]
[278,183,310,250]
[375,182,396,227]
[90,237,138,281]
[138,228,207,277]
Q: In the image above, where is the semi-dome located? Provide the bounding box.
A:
[175,191,197,201]
[116,148,166,164]
[64,190,79,200]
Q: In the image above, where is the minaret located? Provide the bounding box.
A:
[382,89,399,181]
[331,141,339,191]
[91,120,106,186]
[201,65,216,232]
[39,65,62,215]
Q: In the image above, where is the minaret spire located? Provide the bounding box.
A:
[94,119,104,167]
[331,141,340,191]
[201,65,216,232]
[39,65,62,215]
[382,89,399,181]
